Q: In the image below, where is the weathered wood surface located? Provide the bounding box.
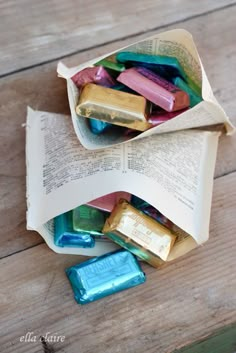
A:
[0,0,235,76]
[0,5,236,258]
[0,1,236,352]
[0,172,235,353]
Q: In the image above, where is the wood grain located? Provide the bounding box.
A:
[0,172,235,353]
[0,0,236,76]
[0,5,236,258]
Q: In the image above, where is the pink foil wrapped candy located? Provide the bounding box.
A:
[71,66,116,88]
[87,192,131,212]
[148,108,188,126]
[117,67,190,112]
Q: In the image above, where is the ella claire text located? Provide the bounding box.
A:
[20,332,65,343]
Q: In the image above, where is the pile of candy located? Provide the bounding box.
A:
[72,52,202,136]
[55,193,177,304]
[60,51,202,305]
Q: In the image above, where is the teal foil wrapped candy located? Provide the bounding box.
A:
[89,118,112,134]
[72,205,107,237]
[116,52,188,81]
[65,249,146,304]
[54,211,95,248]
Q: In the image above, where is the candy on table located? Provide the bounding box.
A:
[71,66,116,88]
[173,77,202,107]
[103,199,177,267]
[54,211,95,248]
[72,204,107,237]
[117,67,190,112]
[76,83,152,131]
[87,191,131,212]
[65,249,146,304]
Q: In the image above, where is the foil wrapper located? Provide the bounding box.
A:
[54,211,95,248]
[72,205,107,237]
[76,83,152,131]
[117,67,189,112]
[148,107,188,126]
[71,66,116,88]
[131,196,174,230]
[116,52,188,81]
[89,118,112,134]
[173,77,202,107]
[95,59,126,73]
[87,192,131,212]
[65,249,146,304]
[103,199,176,267]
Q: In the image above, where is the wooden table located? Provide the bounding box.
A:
[0,1,236,352]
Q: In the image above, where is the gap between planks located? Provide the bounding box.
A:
[0,1,236,79]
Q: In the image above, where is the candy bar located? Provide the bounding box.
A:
[72,205,107,237]
[54,211,95,248]
[71,66,115,88]
[87,192,131,212]
[65,249,146,304]
[76,83,152,131]
[103,199,176,267]
[95,59,126,73]
[117,67,189,112]
[173,77,202,107]
[116,52,187,80]
[148,107,188,126]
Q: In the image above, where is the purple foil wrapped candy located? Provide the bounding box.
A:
[71,66,116,88]
[148,108,188,126]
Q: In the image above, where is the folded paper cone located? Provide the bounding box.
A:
[57,28,234,150]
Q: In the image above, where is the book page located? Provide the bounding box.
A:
[26,108,220,257]
[57,29,234,150]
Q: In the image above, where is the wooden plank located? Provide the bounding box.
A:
[0,5,236,258]
[0,172,235,353]
[0,1,236,76]
[173,324,236,353]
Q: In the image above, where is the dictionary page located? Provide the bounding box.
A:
[57,28,234,150]
[26,108,219,258]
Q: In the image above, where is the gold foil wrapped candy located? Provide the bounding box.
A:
[76,83,152,131]
[103,199,176,267]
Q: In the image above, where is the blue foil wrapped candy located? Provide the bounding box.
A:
[54,211,95,248]
[89,118,112,134]
[65,249,146,304]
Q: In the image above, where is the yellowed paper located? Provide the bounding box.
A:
[26,108,220,259]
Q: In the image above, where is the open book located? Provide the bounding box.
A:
[26,108,221,260]
[57,29,234,150]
